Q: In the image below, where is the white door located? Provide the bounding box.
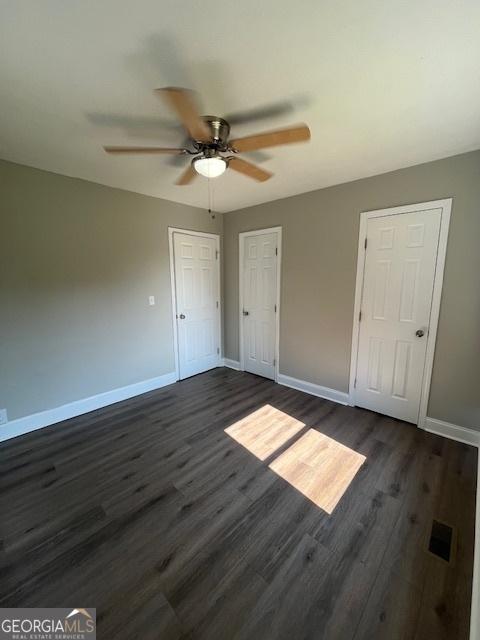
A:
[354,209,442,423]
[241,230,279,380]
[173,231,220,379]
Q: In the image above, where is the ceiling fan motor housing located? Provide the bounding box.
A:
[201,116,230,146]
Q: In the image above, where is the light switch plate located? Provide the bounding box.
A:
[0,409,7,425]
[149,296,155,306]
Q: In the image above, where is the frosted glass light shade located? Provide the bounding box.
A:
[194,156,227,178]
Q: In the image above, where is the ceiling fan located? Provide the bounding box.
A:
[103,87,311,185]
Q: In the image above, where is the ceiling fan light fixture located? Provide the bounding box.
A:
[193,155,227,178]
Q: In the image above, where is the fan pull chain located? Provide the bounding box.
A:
[207,177,215,219]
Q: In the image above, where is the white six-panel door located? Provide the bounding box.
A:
[240,229,280,380]
[354,208,443,423]
[173,231,220,380]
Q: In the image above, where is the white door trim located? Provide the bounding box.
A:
[168,227,221,381]
[348,198,452,427]
[239,227,282,382]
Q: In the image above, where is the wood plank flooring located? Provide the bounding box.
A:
[0,368,476,639]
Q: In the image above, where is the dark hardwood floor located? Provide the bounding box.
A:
[0,368,476,639]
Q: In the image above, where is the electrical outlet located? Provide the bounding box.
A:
[0,409,7,425]
[148,295,155,306]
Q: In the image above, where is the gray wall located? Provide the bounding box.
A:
[2,152,479,430]
[0,160,222,421]
[223,150,480,430]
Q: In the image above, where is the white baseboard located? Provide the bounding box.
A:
[424,417,480,448]
[221,362,349,408]
[0,371,177,443]
[277,373,350,406]
[223,358,241,370]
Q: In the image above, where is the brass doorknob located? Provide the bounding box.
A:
[415,329,425,337]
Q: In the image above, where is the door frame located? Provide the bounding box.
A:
[348,198,452,427]
[168,227,221,381]
[239,226,282,382]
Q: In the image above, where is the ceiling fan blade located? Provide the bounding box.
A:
[104,146,187,155]
[230,124,310,152]
[228,157,272,182]
[224,101,295,126]
[156,87,211,142]
[166,136,194,166]
[225,95,311,127]
[176,163,197,186]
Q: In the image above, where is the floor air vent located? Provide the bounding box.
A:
[428,519,455,563]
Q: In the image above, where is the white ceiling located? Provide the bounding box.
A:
[1,0,479,213]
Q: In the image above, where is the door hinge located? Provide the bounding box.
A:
[215,249,219,260]
[364,237,368,250]
[354,377,357,388]
[359,310,362,322]
[273,358,276,366]
[274,304,277,313]
[275,247,278,256]
[216,301,219,308]
[217,347,220,354]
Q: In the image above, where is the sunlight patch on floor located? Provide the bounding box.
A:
[269,428,366,514]
[225,405,366,514]
[224,404,306,461]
